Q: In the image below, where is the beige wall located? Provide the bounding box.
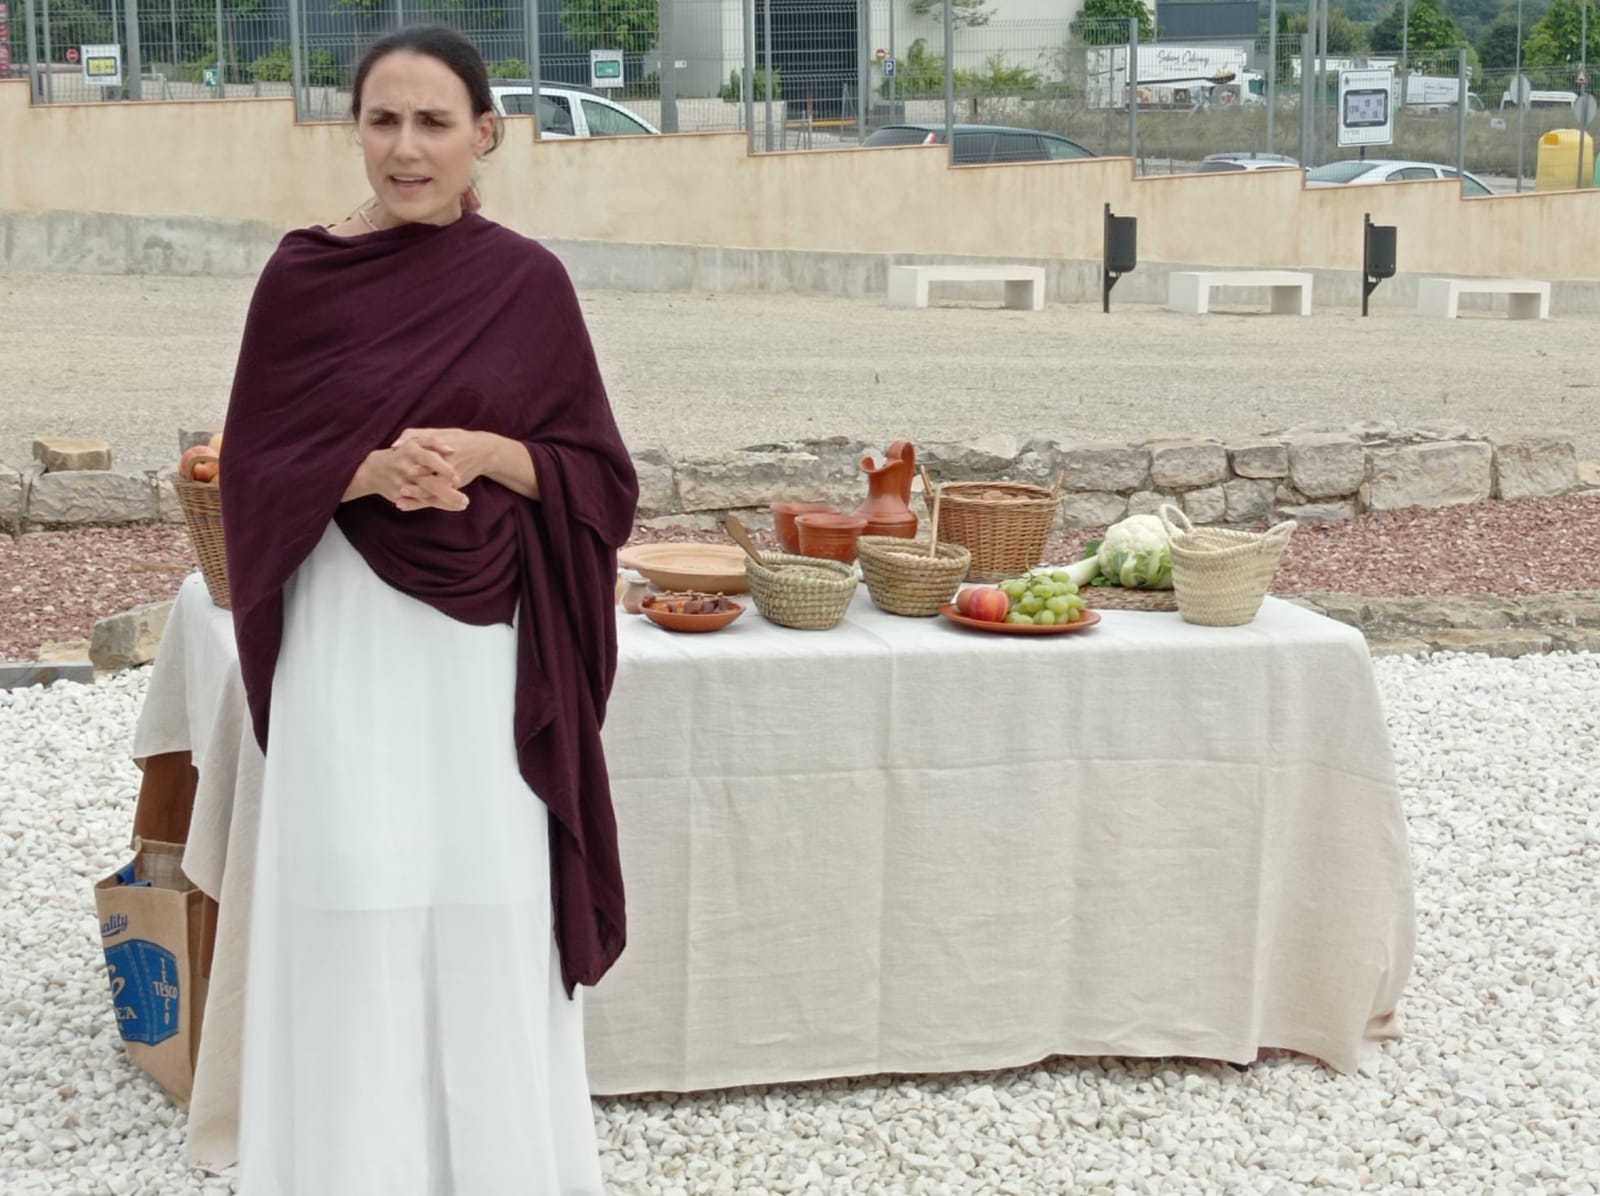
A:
[5,78,1599,280]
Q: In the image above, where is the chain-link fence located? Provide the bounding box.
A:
[6,0,1594,192]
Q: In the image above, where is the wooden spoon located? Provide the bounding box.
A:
[722,514,766,566]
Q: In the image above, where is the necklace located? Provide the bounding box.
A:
[358,202,381,232]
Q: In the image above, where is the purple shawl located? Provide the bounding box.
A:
[220,213,638,994]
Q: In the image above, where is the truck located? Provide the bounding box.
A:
[1394,74,1485,114]
[1086,43,1255,110]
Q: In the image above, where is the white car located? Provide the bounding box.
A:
[1196,152,1300,174]
[489,82,659,139]
[1305,159,1494,196]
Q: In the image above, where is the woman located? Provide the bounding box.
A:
[219,25,637,1195]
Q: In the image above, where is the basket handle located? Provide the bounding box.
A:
[927,485,943,557]
[1259,519,1297,551]
[1048,469,1065,498]
[1158,503,1194,538]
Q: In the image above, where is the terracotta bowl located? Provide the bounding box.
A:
[770,501,838,555]
[640,594,745,633]
[796,512,869,565]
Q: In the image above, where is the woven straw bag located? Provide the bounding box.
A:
[744,553,858,630]
[172,478,231,610]
[1159,504,1294,627]
[857,537,971,616]
[920,473,1063,583]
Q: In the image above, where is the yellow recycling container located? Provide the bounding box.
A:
[1535,128,1597,191]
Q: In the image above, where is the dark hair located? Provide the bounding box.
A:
[351,25,503,153]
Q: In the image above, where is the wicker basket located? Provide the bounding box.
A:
[172,478,231,610]
[857,536,972,617]
[1159,504,1294,627]
[922,477,1062,583]
[744,553,858,630]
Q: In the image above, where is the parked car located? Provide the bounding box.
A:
[1305,159,1494,196]
[489,82,659,138]
[1196,152,1299,173]
[862,123,1096,165]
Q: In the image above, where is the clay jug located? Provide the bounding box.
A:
[770,500,838,555]
[796,512,869,564]
[854,440,919,538]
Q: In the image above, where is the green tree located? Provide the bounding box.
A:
[909,0,992,29]
[1371,0,1470,53]
[1074,0,1154,42]
[1477,13,1524,70]
[1284,7,1371,54]
[1522,0,1600,65]
[558,0,658,53]
[1448,0,1507,44]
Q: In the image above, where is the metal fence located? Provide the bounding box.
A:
[5,0,1594,191]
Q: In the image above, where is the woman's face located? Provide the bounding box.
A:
[356,51,495,228]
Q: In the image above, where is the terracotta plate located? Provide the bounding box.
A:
[936,605,1103,635]
[618,543,751,594]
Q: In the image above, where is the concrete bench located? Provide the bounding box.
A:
[1417,277,1551,320]
[887,264,1046,311]
[1167,270,1314,316]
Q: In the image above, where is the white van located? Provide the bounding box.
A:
[489,82,659,138]
[1500,88,1580,110]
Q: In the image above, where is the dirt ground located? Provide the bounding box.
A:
[4,270,1598,475]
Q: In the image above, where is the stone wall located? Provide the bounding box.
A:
[2,426,1586,535]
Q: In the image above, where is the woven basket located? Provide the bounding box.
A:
[922,476,1062,583]
[1159,504,1294,627]
[744,553,858,630]
[857,536,972,617]
[172,477,231,610]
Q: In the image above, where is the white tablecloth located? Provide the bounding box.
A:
[134,573,1415,1173]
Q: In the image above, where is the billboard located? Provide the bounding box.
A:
[1156,1,1261,40]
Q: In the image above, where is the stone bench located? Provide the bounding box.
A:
[1416,277,1551,320]
[1166,270,1314,316]
[886,264,1046,311]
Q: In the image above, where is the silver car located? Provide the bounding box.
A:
[1305,159,1494,195]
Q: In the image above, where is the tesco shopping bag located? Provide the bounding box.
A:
[93,838,209,1106]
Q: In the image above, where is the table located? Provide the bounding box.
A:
[132,574,1415,1173]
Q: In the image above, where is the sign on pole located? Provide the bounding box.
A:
[883,58,896,79]
[1577,93,1598,126]
[589,48,623,89]
[82,43,124,87]
[1338,67,1395,148]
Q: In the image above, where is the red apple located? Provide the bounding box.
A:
[964,587,1010,623]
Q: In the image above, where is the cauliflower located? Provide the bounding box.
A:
[1095,514,1173,589]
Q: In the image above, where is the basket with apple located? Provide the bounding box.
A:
[172,434,230,609]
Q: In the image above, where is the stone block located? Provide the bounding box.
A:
[32,436,111,472]
[0,662,95,689]
[1491,438,1581,500]
[1363,442,1493,511]
[1222,478,1276,524]
[919,434,1024,481]
[1148,439,1228,491]
[1125,490,1172,517]
[1277,501,1359,523]
[1058,441,1151,492]
[1426,629,1553,658]
[89,601,174,671]
[1181,485,1227,525]
[1228,440,1289,479]
[1287,434,1365,500]
[27,471,155,525]
[155,477,187,524]
[0,463,23,531]
[1057,490,1128,528]
[631,447,677,519]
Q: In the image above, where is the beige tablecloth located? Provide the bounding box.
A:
[134,573,1415,1173]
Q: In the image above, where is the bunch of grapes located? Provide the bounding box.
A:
[997,571,1087,626]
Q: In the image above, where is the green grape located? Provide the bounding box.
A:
[1045,595,1074,615]
[1005,612,1034,625]
[1018,594,1045,615]
[1035,609,1058,626]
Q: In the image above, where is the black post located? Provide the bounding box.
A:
[1103,203,1138,313]
[1362,212,1397,317]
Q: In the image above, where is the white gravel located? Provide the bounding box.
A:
[2,651,1598,1194]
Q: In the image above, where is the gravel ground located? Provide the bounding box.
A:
[2,652,1597,1193]
[4,494,1600,661]
[6,271,1600,476]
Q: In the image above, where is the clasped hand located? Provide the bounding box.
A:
[362,429,501,513]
